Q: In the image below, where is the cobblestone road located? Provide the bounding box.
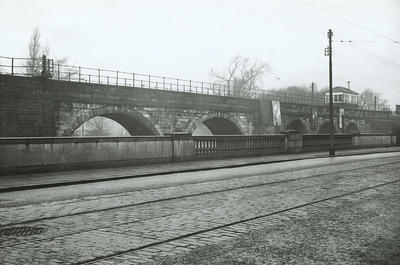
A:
[0,154,399,264]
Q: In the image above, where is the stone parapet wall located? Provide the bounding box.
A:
[1,132,397,175]
[352,133,396,147]
[0,136,177,174]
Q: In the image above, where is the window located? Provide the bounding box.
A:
[334,94,339,103]
[338,94,344,103]
[351,95,358,104]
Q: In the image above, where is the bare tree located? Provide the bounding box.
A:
[26,27,47,76]
[210,56,270,97]
[84,117,111,136]
[359,88,389,110]
[25,27,73,79]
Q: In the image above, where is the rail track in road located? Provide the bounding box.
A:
[1,159,398,229]
[78,179,400,264]
[0,157,399,264]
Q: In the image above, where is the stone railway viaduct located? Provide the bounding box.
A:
[0,74,398,137]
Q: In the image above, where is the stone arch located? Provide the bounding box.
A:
[287,118,308,133]
[318,121,336,134]
[188,113,246,135]
[64,106,161,136]
[345,122,360,134]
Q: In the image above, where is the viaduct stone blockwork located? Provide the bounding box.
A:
[0,75,398,137]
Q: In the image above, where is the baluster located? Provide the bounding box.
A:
[11,58,14,76]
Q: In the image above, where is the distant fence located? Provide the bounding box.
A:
[0,132,397,175]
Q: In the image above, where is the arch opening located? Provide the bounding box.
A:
[318,121,336,134]
[73,116,129,136]
[192,123,213,136]
[72,113,159,136]
[287,119,308,133]
[345,122,360,134]
[199,117,242,135]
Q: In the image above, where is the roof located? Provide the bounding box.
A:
[330,86,359,95]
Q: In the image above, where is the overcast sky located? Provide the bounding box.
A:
[1,0,399,107]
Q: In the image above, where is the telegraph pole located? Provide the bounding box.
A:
[325,29,335,156]
[311,82,315,106]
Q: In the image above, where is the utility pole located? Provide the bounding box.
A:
[311,82,315,106]
[311,82,316,132]
[325,29,335,156]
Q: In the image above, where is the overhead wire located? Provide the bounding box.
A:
[300,0,400,44]
[335,40,399,44]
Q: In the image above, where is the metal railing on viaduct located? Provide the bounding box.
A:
[0,55,328,106]
[1,55,393,111]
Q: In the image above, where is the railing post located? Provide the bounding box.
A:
[41,55,47,77]
[78,66,81,82]
[57,64,60,80]
[50,59,54,78]
[125,78,127,86]
[189,80,192,92]
[148,75,151,88]
[89,74,91,83]
[11,58,14,76]
[116,71,119,85]
[132,73,135,87]
[98,69,100,84]
[107,76,109,85]
[163,77,165,90]
[176,78,179,91]
[201,82,203,94]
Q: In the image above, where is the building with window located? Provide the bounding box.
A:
[325,86,358,105]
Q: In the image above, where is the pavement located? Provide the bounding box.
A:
[0,146,399,192]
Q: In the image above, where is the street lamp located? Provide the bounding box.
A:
[325,29,335,156]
